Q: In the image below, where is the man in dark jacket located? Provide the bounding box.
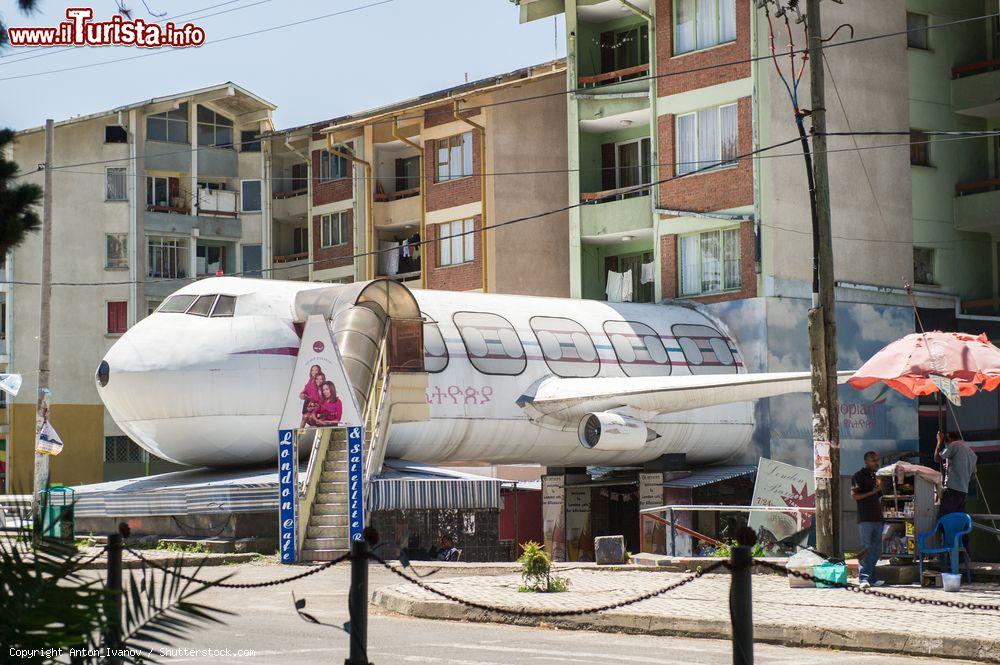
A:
[851,451,885,588]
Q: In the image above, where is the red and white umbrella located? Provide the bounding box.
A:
[848,331,1000,400]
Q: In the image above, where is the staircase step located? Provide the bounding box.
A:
[322,460,348,472]
[318,480,349,494]
[312,502,348,516]
[320,470,349,483]
[310,514,348,527]
[305,537,350,551]
[300,549,348,562]
[306,525,348,538]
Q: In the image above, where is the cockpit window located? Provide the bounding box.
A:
[188,294,218,317]
[672,324,738,375]
[210,295,237,317]
[158,294,196,313]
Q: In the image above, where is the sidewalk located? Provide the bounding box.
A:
[373,567,1000,662]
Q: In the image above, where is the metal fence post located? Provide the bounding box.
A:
[105,533,123,664]
[669,507,676,555]
[730,545,753,665]
[346,539,370,665]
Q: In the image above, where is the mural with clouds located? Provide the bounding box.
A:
[706,297,918,474]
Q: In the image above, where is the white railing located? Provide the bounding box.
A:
[640,504,816,554]
[362,338,391,514]
[197,188,238,216]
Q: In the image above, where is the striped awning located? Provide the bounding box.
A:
[369,478,501,511]
[662,465,757,489]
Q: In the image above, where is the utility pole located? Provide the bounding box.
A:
[805,0,841,557]
[31,119,54,542]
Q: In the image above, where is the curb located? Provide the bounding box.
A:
[371,587,1000,663]
[80,552,266,570]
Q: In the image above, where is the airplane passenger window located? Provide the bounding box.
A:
[210,295,236,317]
[603,320,672,377]
[423,317,448,373]
[672,323,738,375]
[530,316,599,378]
[158,294,196,313]
[453,311,526,375]
[187,294,218,317]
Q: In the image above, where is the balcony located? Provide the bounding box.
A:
[273,251,310,281]
[197,188,238,217]
[951,60,1000,117]
[144,208,242,239]
[579,185,652,238]
[578,63,650,95]
[954,178,1000,233]
[272,187,308,220]
[373,187,421,228]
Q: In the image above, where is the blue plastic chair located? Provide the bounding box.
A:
[917,513,972,582]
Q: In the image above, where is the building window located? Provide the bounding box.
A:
[453,311,526,376]
[438,219,475,267]
[910,130,931,166]
[146,299,163,317]
[107,301,127,335]
[674,0,737,55]
[321,211,349,248]
[679,227,741,295]
[240,129,261,152]
[907,12,929,50]
[602,24,649,73]
[293,227,309,254]
[105,125,127,143]
[146,175,181,209]
[105,167,127,201]
[104,436,147,463]
[676,103,738,175]
[530,316,600,378]
[914,247,936,285]
[241,179,262,212]
[435,132,474,182]
[146,103,188,143]
[147,235,188,278]
[196,105,234,148]
[319,147,352,182]
[197,244,226,276]
[242,244,263,278]
[106,233,128,269]
[616,137,652,188]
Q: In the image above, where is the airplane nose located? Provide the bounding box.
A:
[96,360,110,387]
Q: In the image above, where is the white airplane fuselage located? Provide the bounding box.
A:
[97,277,755,468]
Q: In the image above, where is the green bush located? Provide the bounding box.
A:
[517,541,569,593]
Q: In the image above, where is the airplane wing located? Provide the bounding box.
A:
[516,370,854,427]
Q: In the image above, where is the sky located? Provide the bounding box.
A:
[0,0,566,130]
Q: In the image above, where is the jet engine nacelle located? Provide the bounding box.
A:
[577,411,653,451]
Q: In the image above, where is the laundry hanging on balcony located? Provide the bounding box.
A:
[605,269,633,303]
[640,261,655,285]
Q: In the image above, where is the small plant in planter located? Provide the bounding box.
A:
[517,541,569,593]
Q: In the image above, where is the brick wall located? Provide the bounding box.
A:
[424,130,483,213]
[659,97,753,210]
[655,0,751,97]
[424,216,483,291]
[424,104,482,129]
[312,148,353,207]
[659,220,756,303]
[312,210,354,271]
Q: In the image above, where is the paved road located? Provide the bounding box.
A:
[133,562,975,664]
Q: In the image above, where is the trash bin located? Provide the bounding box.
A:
[39,486,75,541]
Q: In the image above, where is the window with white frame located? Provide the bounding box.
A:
[146,176,171,208]
[679,227,741,296]
[106,167,127,201]
[438,219,475,267]
[146,103,188,143]
[675,103,738,175]
[319,146,352,182]
[674,0,736,55]
[435,132,474,182]
[147,235,189,278]
[106,233,128,269]
[241,180,262,212]
[320,211,349,248]
[196,105,234,148]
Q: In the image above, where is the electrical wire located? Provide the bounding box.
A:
[0,0,398,82]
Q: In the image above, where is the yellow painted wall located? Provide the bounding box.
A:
[9,403,105,492]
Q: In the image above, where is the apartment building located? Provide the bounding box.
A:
[5,83,274,492]
[265,60,570,295]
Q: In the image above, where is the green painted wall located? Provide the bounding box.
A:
[579,123,651,194]
[908,0,995,299]
[576,16,647,79]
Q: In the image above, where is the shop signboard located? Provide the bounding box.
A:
[747,457,814,555]
[348,426,365,543]
[277,429,298,564]
[541,475,565,561]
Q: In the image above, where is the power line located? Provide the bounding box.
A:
[0,0,398,82]
[13,129,1000,179]
[0,0,274,65]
